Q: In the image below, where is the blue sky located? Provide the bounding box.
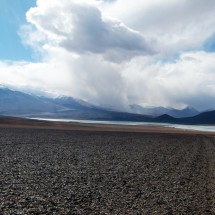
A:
[0,0,36,61]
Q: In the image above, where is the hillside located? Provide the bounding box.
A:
[0,87,151,121]
[154,110,215,125]
[1,87,215,125]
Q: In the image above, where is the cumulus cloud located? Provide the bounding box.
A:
[1,0,215,111]
[26,0,153,62]
[106,0,215,56]
[2,50,215,110]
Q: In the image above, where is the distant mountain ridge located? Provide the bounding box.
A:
[0,87,215,125]
[155,110,215,125]
[129,104,199,118]
[0,87,151,121]
[0,87,63,114]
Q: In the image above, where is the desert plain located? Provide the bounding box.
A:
[0,117,215,214]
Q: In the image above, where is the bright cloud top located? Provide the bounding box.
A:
[26,0,153,62]
[1,0,215,110]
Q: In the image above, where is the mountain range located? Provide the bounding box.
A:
[0,87,151,121]
[0,86,215,125]
[129,104,199,118]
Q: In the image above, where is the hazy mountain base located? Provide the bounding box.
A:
[1,87,215,125]
[129,104,199,118]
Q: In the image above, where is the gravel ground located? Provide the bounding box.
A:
[0,128,215,214]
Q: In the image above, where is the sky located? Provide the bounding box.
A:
[0,0,36,61]
[1,0,215,111]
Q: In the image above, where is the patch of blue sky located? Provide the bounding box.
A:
[203,34,215,53]
[159,54,180,64]
[0,0,36,61]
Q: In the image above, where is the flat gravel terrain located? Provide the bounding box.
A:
[0,128,215,214]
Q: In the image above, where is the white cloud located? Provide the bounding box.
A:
[120,51,215,110]
[1,50,215,110]
[105,0,215,56]
[26,0,153,62]
[1,0,215,111]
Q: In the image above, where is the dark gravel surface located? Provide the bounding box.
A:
[0,128,215,214]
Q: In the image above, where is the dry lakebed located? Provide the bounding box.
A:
[0,119,215,214]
